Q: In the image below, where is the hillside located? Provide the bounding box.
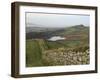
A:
[26,24,89,40]
[26,24,89,67]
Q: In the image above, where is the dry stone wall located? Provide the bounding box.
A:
[42,48,89,66]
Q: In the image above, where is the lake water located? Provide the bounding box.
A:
[48,36,66,41]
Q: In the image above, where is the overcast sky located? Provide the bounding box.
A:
[26,13,90,28]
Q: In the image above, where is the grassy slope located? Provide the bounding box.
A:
[26,39,43,67]
[61,26,89,35]
[26,39,50,67]
[58,26,89,48]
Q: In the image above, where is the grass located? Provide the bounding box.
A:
[26,39,43,67]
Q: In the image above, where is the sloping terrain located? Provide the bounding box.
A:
[26,24,89,67]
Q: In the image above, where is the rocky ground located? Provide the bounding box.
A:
[42,47,89,66]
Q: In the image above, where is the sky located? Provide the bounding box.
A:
[26,12,90,28]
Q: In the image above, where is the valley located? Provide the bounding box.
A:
[26,24,89,67]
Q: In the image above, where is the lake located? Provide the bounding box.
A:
[48,36,66,41]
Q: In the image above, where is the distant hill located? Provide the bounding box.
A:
[58,24,89,35]
[26,27,64,33]
[26,24,89,40]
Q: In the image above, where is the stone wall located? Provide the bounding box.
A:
[42,48,89,66]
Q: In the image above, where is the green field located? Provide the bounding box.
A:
[26,39,42,67]
[26,39,50,67]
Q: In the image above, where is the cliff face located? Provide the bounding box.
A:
[42,48,89,66]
